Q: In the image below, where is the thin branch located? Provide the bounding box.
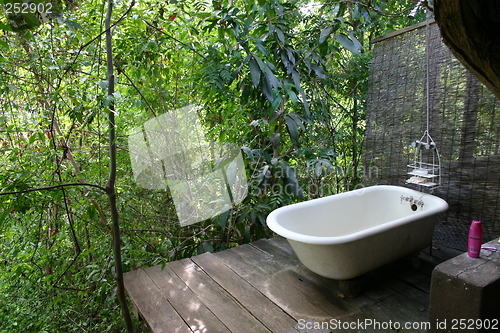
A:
[142,19,207,60]
[119,69,157,117]
[59,184,82,255]
[0,182,107,196]
[61,0,136,80]
[51,251,81,289]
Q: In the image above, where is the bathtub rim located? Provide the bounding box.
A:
[266,185,449,246]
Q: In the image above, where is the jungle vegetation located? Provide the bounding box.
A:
[0,0,424,331]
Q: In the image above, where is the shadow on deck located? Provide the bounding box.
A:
[123,236,461,333]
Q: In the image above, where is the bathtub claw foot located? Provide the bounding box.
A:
[338,277,365,298]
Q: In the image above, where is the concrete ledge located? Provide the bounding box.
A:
[429,238,500,332]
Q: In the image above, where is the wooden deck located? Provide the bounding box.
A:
[124,237,460,333]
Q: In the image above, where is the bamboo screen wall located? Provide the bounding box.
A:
[363,21,500,250]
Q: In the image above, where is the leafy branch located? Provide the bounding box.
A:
[60,0,137,80]
[142,18,208,61]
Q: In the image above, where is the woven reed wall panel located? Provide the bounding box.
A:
[363,22,500,250]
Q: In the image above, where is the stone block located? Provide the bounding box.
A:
[429,238,500,332]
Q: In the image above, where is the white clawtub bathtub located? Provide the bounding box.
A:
[267,185,448,280]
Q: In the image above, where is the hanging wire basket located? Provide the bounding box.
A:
[406,130,441,190]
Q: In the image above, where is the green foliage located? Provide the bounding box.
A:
[0,0,422,331]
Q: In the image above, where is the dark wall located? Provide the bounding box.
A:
[364,21,500,250]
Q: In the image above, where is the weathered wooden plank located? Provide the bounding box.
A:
[264,236,436,298]
[385,279,430,312]
[143,265,231,333]
[192,252,296,333]
[255,238,432,330]
[214,243,357,322]
[251,239,381,316]
[363,284,430,332]
[424,244,464,264]
[124,237,444,333]
[252,238,358,299]
[389,259,435,294]
[225,242,299,275]
[167,258,272,333]
[123,269,192,333]
[250,237,301,265]
[259,236,296,256]
[219,239,367,332]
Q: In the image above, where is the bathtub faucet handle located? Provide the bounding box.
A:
[416,199,424,207]
[401,194,414,203]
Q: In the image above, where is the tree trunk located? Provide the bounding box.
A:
[434,0,500,100]
[105,1,134,332]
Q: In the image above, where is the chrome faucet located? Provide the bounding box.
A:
[400,194,424,208]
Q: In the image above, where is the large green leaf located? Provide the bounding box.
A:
[284,88,298,104]
[285,114,300,148]
[319,26,333,44]
[249,56,261,88]
[335,33,361,55]
[275,27,285,44]
[348,31,363,52]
